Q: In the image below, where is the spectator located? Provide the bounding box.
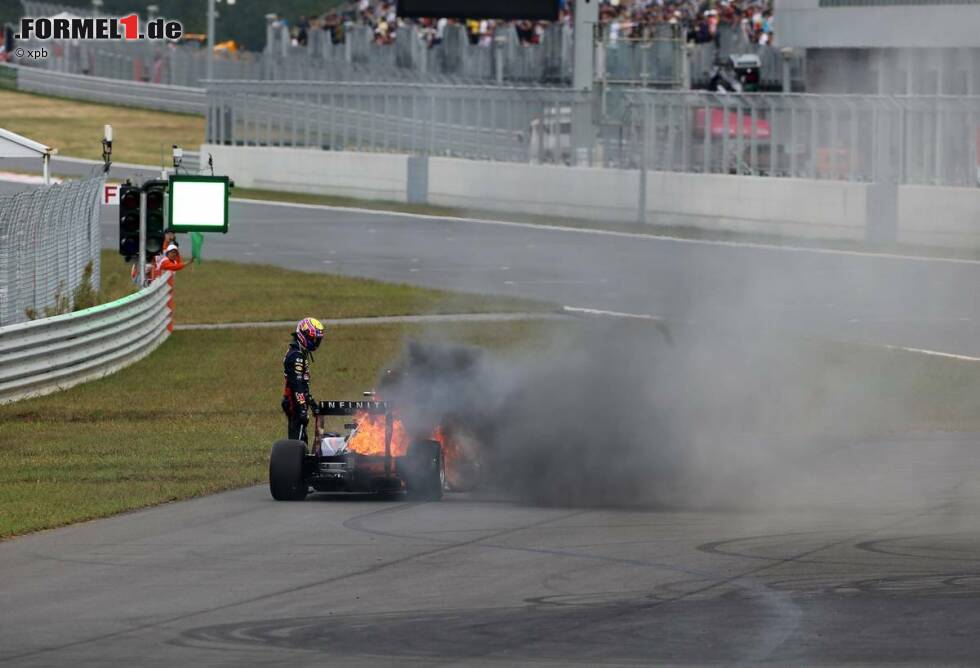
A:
[288,0,773,52]
[297,16,309,46]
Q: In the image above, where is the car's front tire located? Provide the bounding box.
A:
[269,439,308,501]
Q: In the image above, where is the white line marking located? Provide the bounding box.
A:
[0,172,63,185]
[231,197,980,267]
[564,304,980,361]
[876,344,980,362]
[52,155,162,170]
[562,306,665,322]
[176,312,570,330]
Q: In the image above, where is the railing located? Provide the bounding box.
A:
[206,81,980,184]
[625,90,980,186]
[0,277,171,404]
[206,80,594,164]
[2,63,205,115]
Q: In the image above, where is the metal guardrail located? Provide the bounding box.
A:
[3,64,206,115]
[0,277,172,404]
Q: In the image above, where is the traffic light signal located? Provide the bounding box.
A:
[142,180,167,258]
[118,184,141,260]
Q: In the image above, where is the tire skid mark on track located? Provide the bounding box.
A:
[686,493,970,602]
[0,503,586,665]
[449,490,969,664]
[342,507,802,666]
[855,533,980,563]
[697,530,877,568]
[339,502,445,544]
[16,500,282,572]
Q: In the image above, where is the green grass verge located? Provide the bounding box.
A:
[0,321,553,539]
[0,88,204,167]
[0,250,551,539]
[97,250,549,324]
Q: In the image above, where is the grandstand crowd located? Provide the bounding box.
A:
[277,0,774,48]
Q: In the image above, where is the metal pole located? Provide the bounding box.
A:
[573,0,596,89]
[638,106,647,225]
[206,0,215,82]
[42,154,50,186]
[571,0,599,165]
[780,48,793,93]
[138,190,147,288]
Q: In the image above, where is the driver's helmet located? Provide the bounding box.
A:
[296,317,324,351]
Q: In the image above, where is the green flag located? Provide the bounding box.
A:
[190,232,204,263]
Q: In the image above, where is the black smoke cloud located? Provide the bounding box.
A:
[378,320,804,507]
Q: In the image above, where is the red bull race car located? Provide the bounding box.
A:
[269,398,444,501]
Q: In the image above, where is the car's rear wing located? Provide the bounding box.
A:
[316,400,391,416]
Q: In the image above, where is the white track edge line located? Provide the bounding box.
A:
[875,344,980,362]
[563,305,980,361]
[561,306,664,321]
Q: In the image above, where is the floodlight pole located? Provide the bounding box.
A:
[206,0,215,81]
[138,189,147,287]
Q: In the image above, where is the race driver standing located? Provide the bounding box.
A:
[282,317,325,444]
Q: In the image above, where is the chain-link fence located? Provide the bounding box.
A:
[624,91,980,186]
[0,176,104,327]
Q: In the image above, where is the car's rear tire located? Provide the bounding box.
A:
[405,439,443,502]
[270,439,308,501]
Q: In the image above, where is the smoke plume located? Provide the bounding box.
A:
[376,318,890,508]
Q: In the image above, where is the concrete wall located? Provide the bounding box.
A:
[899,185,980,249]
[644,172,867,241]
[427,159,639,222]
[202,143,979,249]
[208,145,408,202]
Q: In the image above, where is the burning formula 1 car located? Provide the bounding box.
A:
[269,398,446,501]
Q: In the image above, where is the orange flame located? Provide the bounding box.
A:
[345,410,448,458]
[344,411,477,490]
[346,411,407,457]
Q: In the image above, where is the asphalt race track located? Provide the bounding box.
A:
[5,161,980,664]
[101,196,980,359]
[4,157,980,357]
[3,433,980,665]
